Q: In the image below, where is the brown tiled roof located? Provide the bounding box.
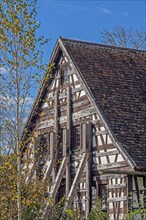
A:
[62,38,146,170]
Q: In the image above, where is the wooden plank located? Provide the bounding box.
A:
[44,99,90,116]
[93,161,126,170]
[106,183,126,189]
[72,107,95,120]
[93,149,119,157]
[95,174,126,181]
[46,86,83,101]
[50,132,54,159]
[76,188,86,192]
[96,130,107,136]
[72,86,83,93]
[117,177,124,220]
[54,91,59,133]
[107,196,127,202]
[38,107,95,129]
[43,159,53,182]
[63,129,67,157]
[82,124,86,152]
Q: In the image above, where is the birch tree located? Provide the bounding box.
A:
[0,0,49,219]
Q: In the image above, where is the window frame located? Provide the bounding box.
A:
[61,67,68,85]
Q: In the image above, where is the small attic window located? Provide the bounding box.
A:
[61,68,68,84]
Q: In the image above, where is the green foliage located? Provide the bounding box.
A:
[46,198,65,220]
[0,1,51,219]
[0,154,48,220]
[123,192,146,220]
[0,0,50,151]
[65,208,83,220]
[88,199,110,220]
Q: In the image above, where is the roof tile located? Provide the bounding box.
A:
[62,38,146,170]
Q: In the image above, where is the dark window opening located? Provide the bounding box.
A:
[36,135,48,179]
[58,129,63,158]
[56,129,63,172]
[72,126,81,151]
[99,184,107,212]
[61,68,68,84]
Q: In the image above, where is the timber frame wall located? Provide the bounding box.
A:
[23,40,146,220]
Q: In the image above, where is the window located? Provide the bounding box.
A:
[61,68,68,84]
[72,126,81,151]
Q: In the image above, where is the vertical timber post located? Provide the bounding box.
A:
[52,91,59,187]
[66,87,71,196]
[85,123,92,218]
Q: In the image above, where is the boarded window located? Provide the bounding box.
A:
[72,125,81,151]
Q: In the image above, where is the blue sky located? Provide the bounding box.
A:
[37,0,146,64]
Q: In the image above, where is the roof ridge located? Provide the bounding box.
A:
[61,37,146,53]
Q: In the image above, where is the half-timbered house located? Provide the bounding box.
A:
[22,38,146,220]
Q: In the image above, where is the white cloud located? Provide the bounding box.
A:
[98,6,112,14]
[123,11,128,16]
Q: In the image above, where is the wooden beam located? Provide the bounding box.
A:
[93,161,127,171]
[102,170,146,176]
[41,157,68,220]
[93,149,119,157]
[54,91,59,133]
[38,107,95,130]
[46,86,83,101]
[43,159,54,182]
[107,197,127,202]
[64,152,88,210]
[52,91,59,184]
[106,183,126,189]
[51,157,69,198]
[85,123,92,218]
[50,132,54,159]
[66,87,71,196]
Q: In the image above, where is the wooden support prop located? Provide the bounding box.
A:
[66,87,71,196]
[54,91,59,133]
[51,157,69,199]
[43,159,53,182]
[50,132,54,159]
[42,157,68,219]
[64,152,88,210]
[85,123,92,218]
[52,91,59,184]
